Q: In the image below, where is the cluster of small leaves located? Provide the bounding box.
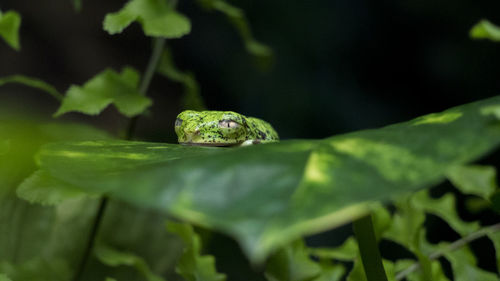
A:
[0,0,268,117]
[166,222,226,281]
[292,165,500,281]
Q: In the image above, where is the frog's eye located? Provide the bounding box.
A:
[175,118,183,127]
[219,120,240,129]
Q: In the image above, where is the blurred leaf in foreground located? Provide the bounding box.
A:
[0,119,110,280]
[470,19,500,42]
[55,67,151,117]
[103,0,191,38]
[0,10,21,50]
[95,245,166,281]
[265,240,321,281]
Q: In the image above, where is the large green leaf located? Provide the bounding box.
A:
[0,10,21,50]
[103,0,191,38]
[55,67,151,117]
[34,96,500,263]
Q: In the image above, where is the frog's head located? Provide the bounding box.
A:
[175,110,249,146]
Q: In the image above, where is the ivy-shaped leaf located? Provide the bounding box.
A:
[95,244,166,281]
[166,222,226,281]
[0,10,21,50]
[0,75,63,101]
[265,240,321,281]
[312,262,344,281]
[421,241,498,281]
[411,191,480,236]
[103,0,191,38]
[157,49,205,110]
[16,170,90,206]
[55,67,152,117]
[470,19,500,42]
[196,0,273,63]
[309,237,358,261]
[447,165,498,199]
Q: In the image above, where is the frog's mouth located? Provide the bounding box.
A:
[179,141,242,147]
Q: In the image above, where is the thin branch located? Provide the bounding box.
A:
[126,37,165,140]
[395,222,500,281]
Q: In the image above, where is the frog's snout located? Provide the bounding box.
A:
[184,127,200,135]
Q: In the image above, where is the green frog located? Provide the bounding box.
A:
[175,110,279,146]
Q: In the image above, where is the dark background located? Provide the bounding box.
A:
[2,0,500,141]
[1,0,500,280]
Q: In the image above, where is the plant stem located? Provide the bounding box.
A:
[395,222,500,281]
[72,37,166,281]
[73,197,108,281]
[353,214,389,281]
[139,38,165,96]
[126,37,165,140]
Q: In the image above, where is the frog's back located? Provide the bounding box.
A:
[246,117,279,142]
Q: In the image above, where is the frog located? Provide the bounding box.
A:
[175,110,279,146]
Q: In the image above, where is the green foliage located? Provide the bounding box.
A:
[17,170,89,206]
[447,165,497,198]
[2,2,500,280]
[157,49,205,110]
[470,19,500,41]
[0,120,111,281]
[166,222,226,281]
[0,75,63,101]
[29,96,500,264]
[0,10,21,50]
[196,0,273,66]
[265,240,321,281]
[103,0,191,38]
[95,245,166,281]
[55,67,152,117]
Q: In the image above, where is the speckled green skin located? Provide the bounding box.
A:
[175,110,279,146]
